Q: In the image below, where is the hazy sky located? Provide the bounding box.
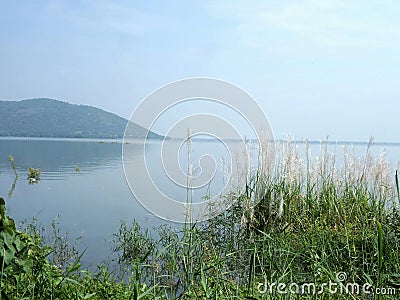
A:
[1,0,399,141]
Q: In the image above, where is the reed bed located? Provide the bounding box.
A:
[112,139,400,299]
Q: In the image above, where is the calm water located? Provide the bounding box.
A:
[0,138,153,267]
[0,138,399,267]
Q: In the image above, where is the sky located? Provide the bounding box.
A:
[1,0,400,142]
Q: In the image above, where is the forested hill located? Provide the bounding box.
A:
[0,98,163,139]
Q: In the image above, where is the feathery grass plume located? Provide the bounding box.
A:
[8,155,18,178]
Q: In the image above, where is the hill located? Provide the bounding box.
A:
[0,98,163,139]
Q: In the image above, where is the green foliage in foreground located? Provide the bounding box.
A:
[1,143,400,299]
[0,197,160,300]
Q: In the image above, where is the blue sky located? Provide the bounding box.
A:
[1,0,399,141]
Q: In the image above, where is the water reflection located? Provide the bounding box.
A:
[0,139,127,179]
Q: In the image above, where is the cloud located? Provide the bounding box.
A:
[206,0,400,50]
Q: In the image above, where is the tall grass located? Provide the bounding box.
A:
[113,139,400,298]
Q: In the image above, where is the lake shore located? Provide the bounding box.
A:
[1,139,400,298]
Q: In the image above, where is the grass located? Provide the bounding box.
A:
[1,140,400,299]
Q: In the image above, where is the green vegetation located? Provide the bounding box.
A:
[1,141,400,299]
[1,197,156,299]
[27,167,41,184]
[0,98,163,139]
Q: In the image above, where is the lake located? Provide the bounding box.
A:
[0,138,399,267]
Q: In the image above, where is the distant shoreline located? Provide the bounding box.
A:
[0,136,399,146]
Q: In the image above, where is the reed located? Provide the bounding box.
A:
[8,155,18,178]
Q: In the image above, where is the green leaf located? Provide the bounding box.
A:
[3,248,15,265]
[13,237,24,252]
[83,293,97,299]
[1,231,15,249]
[138,284,159,300]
